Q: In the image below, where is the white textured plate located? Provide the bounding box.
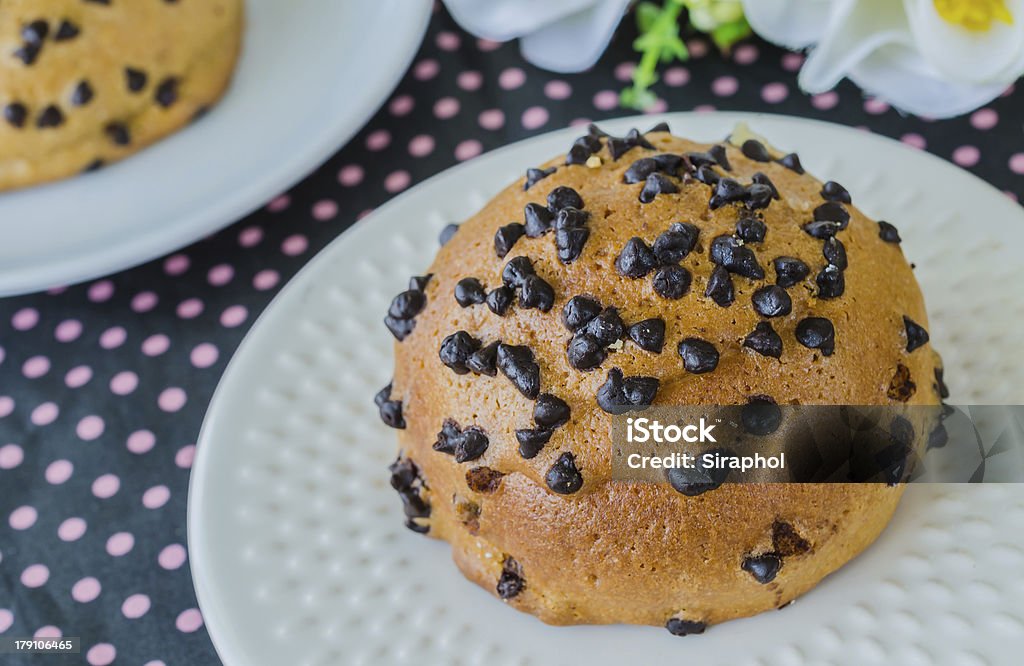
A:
[0,0,431,296]
[189,113,1024,666]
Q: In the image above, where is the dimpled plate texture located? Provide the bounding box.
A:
[189,113,1024,666]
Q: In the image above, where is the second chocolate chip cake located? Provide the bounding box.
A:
[379,123,945,634]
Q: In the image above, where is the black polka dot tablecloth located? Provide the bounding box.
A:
[1,5,1022,665]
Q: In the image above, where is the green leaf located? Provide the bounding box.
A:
[710,18,751,51]
[636,2,661,32]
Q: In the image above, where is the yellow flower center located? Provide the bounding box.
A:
[934,0,1013,31]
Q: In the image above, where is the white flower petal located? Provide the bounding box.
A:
[443,0,598,42]
[741,0,838,49]
[519,0,631,73]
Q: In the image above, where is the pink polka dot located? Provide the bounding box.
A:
[413,58,439,80]
[99,326,126,350]
[158,387,187,413]
[457,70,482,91]
[142,485,170,509]
[54,319,82,342]
[499,67,526,90]
[11,307,39,331]
[645,99,668,114]
[384,170,411,193]
[734,44,759,65]
[127,430,156,454]
[253,270,279,291]
[175,445,196,469]
[761,82,789,104]
[478,109,504,130]
[0,396,13,418]
[663,66,690,86]
[47,285,66,295]
[45,459,73,484]
[21,564,49,588]
[176,608,204,633]
[177,298,204,319]
[388,94,414,116]
[436,30,460,50]
[693,104,716,113]
[31,402,59,426]
[22,356,50,379]
[92,474,121,499]
[220,305,248,328]
[952,145,980,167]
[58,517,87,541]
[455,140,482,161]
[131,291,158,313]
[711,76,738,96]
[901,133,927,150]
[614,61,635,82]
[86,643,116,666]
[522,106,549,130]
[477,38,501,51]
[434,97,460,119]
[72,577,101,603]
[811,91,839,110]
[970,108,998,130]
[87,280,114,303]
[106,532,135,557]
[0,444,23,469]
[76,415,105,441]
[141,334,170,356]
[66,365,93,388]
[365,129,391,151]
[122,594,151,619]
[781,52,805,71]
[159,544,187,570]
[191,343,219,369]
[208,264,234,286]
[9,506,37,530]
[408,135,435,157]
[338,165,365,190]
[238,226,264,247]
[1009,153,1024,174]
[163,254,190,275]
[0,609,12,633]
[35,626,60,638]
[282,234,308,256]
[266,194,290,212]
[687,38,709,58]
[0,345,4,366]
[144,662,166,666]
[864,97,890,114]
[593,90,619,110]
[544,80,572,100]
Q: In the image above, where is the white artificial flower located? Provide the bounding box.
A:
[742,0,1024,117]
[443,0,633,72]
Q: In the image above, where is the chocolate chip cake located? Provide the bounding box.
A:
[0,0,243,191]
[378,123,946,634]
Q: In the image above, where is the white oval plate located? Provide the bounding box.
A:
[189,113,1024,666]
[0,0,432,297]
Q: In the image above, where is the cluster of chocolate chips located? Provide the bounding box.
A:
[563,296,623,370]
[388,455,430,533]
[497,556,525,599]
[373,382,404,429]
[741,520,811,584]
[433,419,490,463]
[665,618,706,637]
[596,368,659,414]
[384,274,431,341]
[616,222,700,300]
[516,392,570,458]
[12,16,79,66]
[500,187,592,264]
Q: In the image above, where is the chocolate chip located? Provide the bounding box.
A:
[389,455,430,531]
[584,308,624,346]
[934,367,950,399]
[903,316,930,352]
[639,173,678,203]
[534,394,570,428]
[665,618,706,636]
[815,265,845,299]
[746,184,774,210]
[496,343,540,399]
[546,452,584,494]
[878,220,902,243]
[646,121,670,133]
[743,322,783,358]
[547,186,583,212]
[694,164,720,185]
[566,333,606,370]
[751,285,792,317]
[486,287,514,316]
[467,341,499,376]
[778,152,804,173]
[705,265,735,307]
[802,221,841,239]
[708,144,732,170]
[554,206,589,230]
[566,132,602,165]
[742,396,782,435]
[523,202,554,237]
[439,331,480,374]
[22,19,49,44]
[71,80,94,106]
[822,237,847,270]
[524,166,556,190]
[677,338,719,374]
[562,295,603,331]
[125,67,148,92]
[628,318,665,353]
[795,317,835,356]
[735,217,766,243]
[384,316,415,340]
[36,105,64,128]
[887,363,917,402]
[105,122,131,145]
[438,223,459,245]
[741,139,771,162]
[555,223,589,263]
[408,274,432,291]
[497,557,525,598]
[502,256,535,288]
[466,467,505,493]
[709,235,764,279]
[155,77,180,108]
[4,103,27,128]
[515,428,552,458]
[751,172,779,199]
[773,256,810,288]
[607,128,654,160]
[454,278,486,307]
[652,265,691,299]
[665,449,731,496]
[596,368,659,414]
[687,149,718,168]
[813,201,850,227]
[708,178,747,209]
[519,274,555,311]
[820,180,851,204]
[652,222,699,264]
[14,43,42,66]
[772,521,811,556]
[373,382,405,429]
[616,237,658,278]
[623,157,658,184]
[742,554,782,584]
[388,289,426,319]
[928,423,949,450]
[54,20,80,41]
[453,428,489,463]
